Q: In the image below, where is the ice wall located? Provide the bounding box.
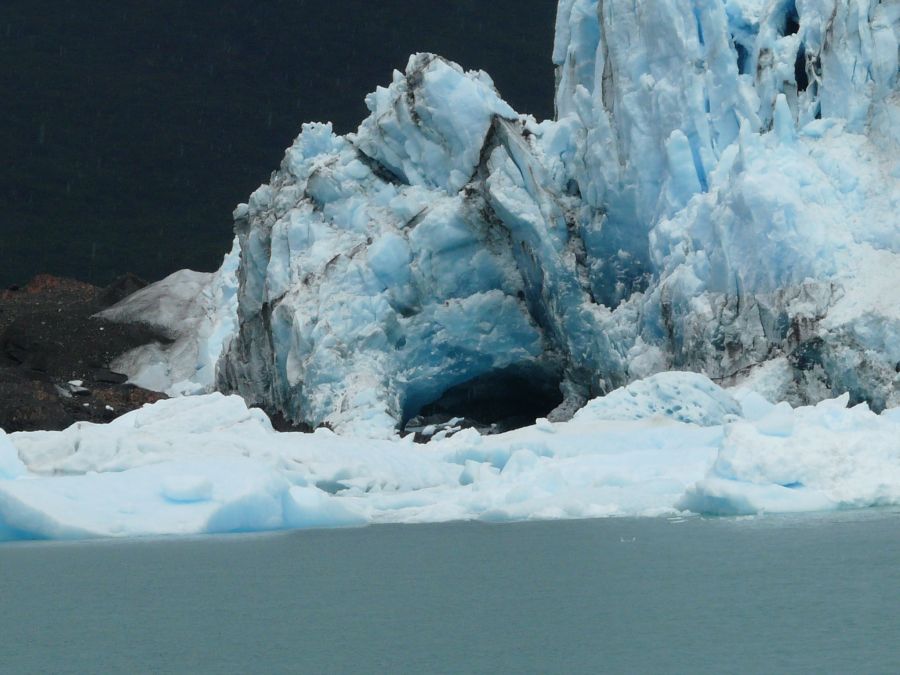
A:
[552,0,900,408]
[216,54,631,436]
[102,0,899,433]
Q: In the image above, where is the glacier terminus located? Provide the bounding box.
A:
[1,0,899,541]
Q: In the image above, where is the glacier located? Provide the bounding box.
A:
[103,0,898,434]
[2,0,899,540]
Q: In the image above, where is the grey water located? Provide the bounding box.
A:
[2,512,900,674]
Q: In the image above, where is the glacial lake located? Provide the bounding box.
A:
[2,511,899,674]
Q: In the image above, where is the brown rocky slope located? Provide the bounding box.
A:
[0,274,170,431]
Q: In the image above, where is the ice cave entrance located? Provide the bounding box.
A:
[403,365,564,436]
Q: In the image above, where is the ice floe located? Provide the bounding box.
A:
[2,373,899,541]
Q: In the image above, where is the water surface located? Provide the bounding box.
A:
[2,511,899,674]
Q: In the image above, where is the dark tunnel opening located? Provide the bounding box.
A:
[404,366,564,438]
[794,43,809,92]
[784,5,800,36]
[735,43,750,75]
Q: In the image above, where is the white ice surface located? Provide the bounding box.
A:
[97,238,240,397]
[2,373,898,541]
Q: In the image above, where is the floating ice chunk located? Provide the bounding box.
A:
[0,458,289,540]
[282,486,367,529]
[10,393,274,476]
[575,372,742,426]
[678,477,836,516]
[683,396,900,515]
